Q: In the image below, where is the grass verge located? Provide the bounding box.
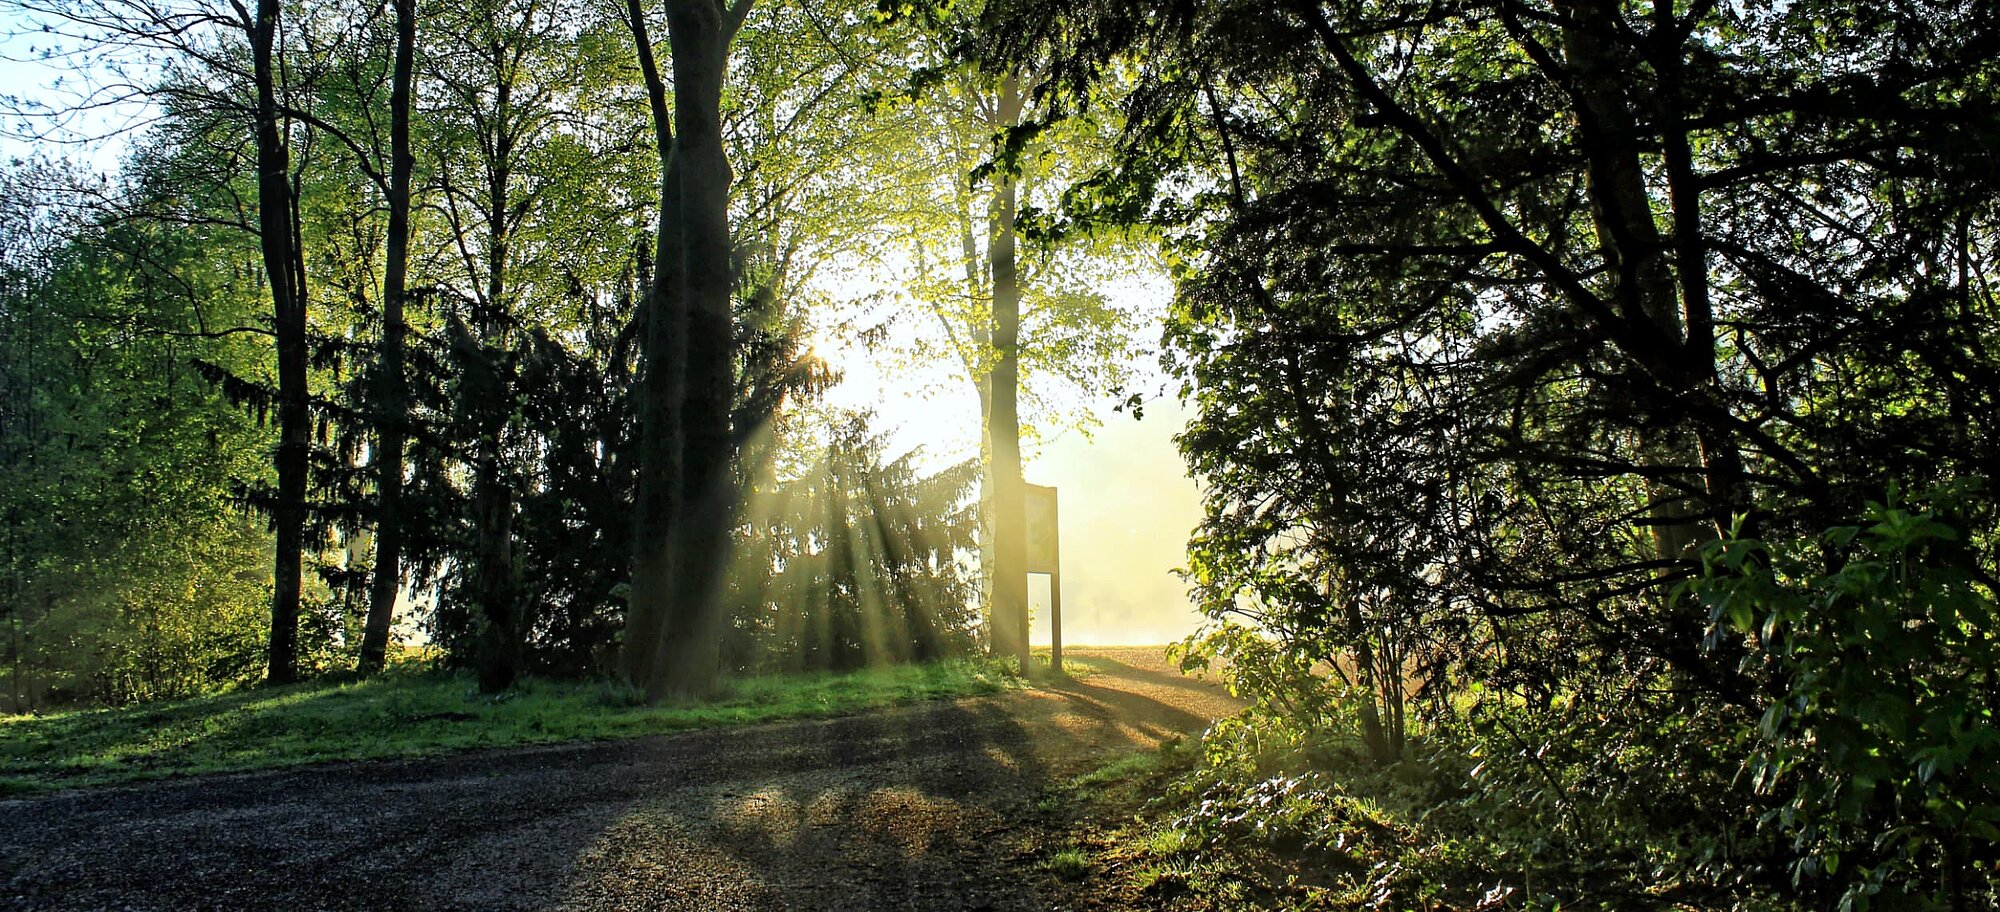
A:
[0,657,1018,796]
[1038,736,1558,910]
[1027,647,1109,681]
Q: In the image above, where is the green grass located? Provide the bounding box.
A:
[1041,846,1093,879]
[1129,859,1199,892]
[0,658,1018,795]
[1027,648,1109,679]
[1074,749,1165,789]
[1140,826,1195,857]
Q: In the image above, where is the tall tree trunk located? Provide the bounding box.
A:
[649,0,746,701]
[1561,0,1754,705]
[251,0,306,685]
[359,0,416,675]
[986,73,1029,674]
[622,0,684,687]
[1646,0,1749,533]
[469,59,522,691]
[1560,0,1736,560]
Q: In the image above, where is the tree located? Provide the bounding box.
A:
[984,71,1030,670]
[238,0,310,684]
[357,0,415,675]
[974,0,2000,902]
[841,25,1145,670]
[622,0,756,700]
[619,0,682,692]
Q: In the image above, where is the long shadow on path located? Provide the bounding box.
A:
[0,648,1234,912]
[554,652,1238,911]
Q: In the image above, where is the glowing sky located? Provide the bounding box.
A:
[1023,394,1206,646]
[815,285,1210,649]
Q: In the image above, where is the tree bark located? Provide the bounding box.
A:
[977,384,996,646]
[472,478,519,692]
[622,0,684,688]
[648,0,749,700]
[359,0,416,675]
[251,0,306,685]
[986,73,1030,675]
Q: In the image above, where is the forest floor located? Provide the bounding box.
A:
[0,646,1239,911]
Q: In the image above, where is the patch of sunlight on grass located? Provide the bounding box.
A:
[1076,750,1160,788]
[0,657,1019,794]
[1042,846,1092,879]
[1028,648,1107,679]
[1130,858,1199,891]
[1141,826,1195,857]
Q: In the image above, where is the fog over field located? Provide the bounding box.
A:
[1027,396,1204,647]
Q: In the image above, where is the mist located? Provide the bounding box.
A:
[1026,396,1205,647]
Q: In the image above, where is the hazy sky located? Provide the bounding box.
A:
[1024,395,1207,646]
[817,291,1211,648]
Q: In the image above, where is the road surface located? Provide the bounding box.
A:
[0,647,1237,911]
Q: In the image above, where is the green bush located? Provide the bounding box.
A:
[1695,493,2000,910]
[1155,488,2000,912]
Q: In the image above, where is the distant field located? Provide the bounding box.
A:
[0,657,1059,795]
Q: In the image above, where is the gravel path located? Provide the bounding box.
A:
[0,647,1237,911]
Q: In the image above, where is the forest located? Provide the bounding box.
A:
[2,0,1997,909]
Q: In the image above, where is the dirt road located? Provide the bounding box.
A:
[0,647,1237,911]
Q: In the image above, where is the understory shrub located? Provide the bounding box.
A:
[1164,491,1998,911]
[1695,494,2000,911]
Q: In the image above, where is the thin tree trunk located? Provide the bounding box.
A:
[1347,602,1390,762]
[957,182,998,648]
[252,0,306,685]
[622,0,684,687]
[359,0,416,675]
[7,516,22,711]
[986,73,1029,674]
[977,386,995,645]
